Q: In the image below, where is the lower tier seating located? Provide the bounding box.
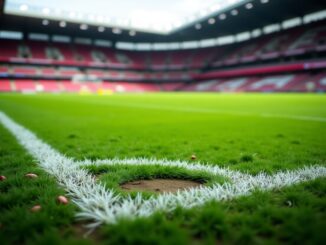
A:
[182,73,326,92]
[1,71,325,93]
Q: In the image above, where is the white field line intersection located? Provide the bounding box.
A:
[0,111,325,228]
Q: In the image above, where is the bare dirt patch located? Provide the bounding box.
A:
[120,179,203,193]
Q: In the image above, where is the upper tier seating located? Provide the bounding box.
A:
[27,41,48,59]
[0,40,19,59]
[0,20,325,71]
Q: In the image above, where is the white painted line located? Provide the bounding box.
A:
[0,111,325,228]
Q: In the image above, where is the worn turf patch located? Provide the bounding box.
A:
[86,164,227,196]
[121,179,202,193]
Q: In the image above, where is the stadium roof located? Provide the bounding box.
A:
[0,0,325,43]
[3,0,249,34]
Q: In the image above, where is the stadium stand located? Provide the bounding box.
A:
[0,19,326,93]
[27,41,48,60]
[37,80,61,92]
[14,80,36,92]
[0,80,11,91]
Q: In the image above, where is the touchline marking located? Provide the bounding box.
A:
[0,111,325,228]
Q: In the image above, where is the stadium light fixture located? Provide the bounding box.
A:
[231,9,238,16]
[98,26,105,32]
[42,19,49,26]
[245,3,253,9]
[208,18,216,24]
[219,13,227,20]
[59,21,66,28]
[195,23,202,30]
[80,24,88,30]
[129,30,136,36]
[112,28,122,34]
[261,0,269,3]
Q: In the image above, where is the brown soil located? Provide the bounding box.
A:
[120,179,203,193]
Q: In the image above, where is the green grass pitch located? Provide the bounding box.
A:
[0,93,325,244]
